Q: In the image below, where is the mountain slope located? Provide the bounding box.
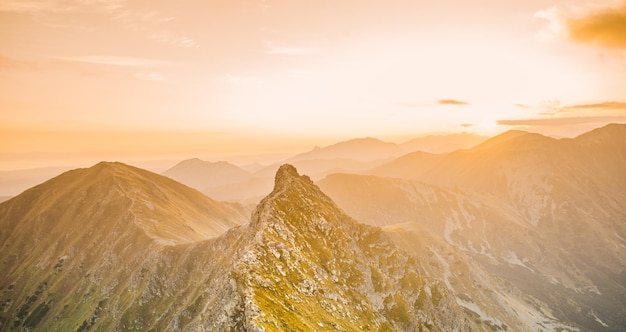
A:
[288,137,403,162]
[1,161,249,244]
[319,171,626,331]
[0,163,472,331]
[371,124,626,230]
[162,158,251,192]
[289,133,489,164]
[229,164,469,330]
[332,124,626,330]
[400,133,488,153]
[0,162,250,330]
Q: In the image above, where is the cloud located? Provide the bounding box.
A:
[437,99,469,106]
[497,116,626,127]
[534,6,566,41]
[0,0,125,13]
[149,32,199,49]
[56,56,172,67]
[396,99,469,108]
[562,101,626,111]
[536,100,626,115]
[566,2,626,49]
[460,123,474,128]
[0,1,63,13]
[0,0,198,49]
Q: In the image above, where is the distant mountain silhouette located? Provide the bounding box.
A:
[288,137,403,162]
[163,158,251,190]
[400,133,488,153]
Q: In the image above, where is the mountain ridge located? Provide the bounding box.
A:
[230,164,471,330]
[1,123,624,331]
[0,162,472,331]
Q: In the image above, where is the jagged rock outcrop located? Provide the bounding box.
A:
[227,164,469,330]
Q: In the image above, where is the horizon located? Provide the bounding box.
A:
[2,0,626,169]
[0,123,620,172]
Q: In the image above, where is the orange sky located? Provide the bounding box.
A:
[1,0,626,168]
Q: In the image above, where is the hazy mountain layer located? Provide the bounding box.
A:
[289,133,488,163]
[156,133,488,205]
[163,158,252,191]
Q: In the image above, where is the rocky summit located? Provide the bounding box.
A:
[229,164,469,330]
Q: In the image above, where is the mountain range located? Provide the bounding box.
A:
[320,123,626,331]
[0,124,624,331]
[1,163,472,331]
[160,133,488,204]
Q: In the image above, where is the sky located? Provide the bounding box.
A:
[1,0,626,168]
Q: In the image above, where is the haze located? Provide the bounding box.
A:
[1,0,626,169]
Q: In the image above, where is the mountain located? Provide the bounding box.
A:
[0,163,473,330]
[0,162,252,330]
[400,133,488,153]
[196,158,389,204]
[325,123,626,331]
[160,134,488,205]
[162,158,251,192]
[221,164,470,330]
[372,124,626,226]
[470,129,531,151]
[2,124,623,331]
[288,133,488,164]
[288,137,403,162]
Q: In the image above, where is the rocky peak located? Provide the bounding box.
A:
[253,164,346,232]
[235,164,470,331]
[272,163,312,191]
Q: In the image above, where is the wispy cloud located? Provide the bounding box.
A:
[438,99,469,106]
[497,116,626,127]
[514,103,532,109]
[56,56,172,67]
[397,99,470,108]
[534,6,565,41]
[534,100,626,115]
[150,32,199,49]
[0,0,124,13]
[562,101,626,111]
[567,2,626,49]
[0,0,198,49]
